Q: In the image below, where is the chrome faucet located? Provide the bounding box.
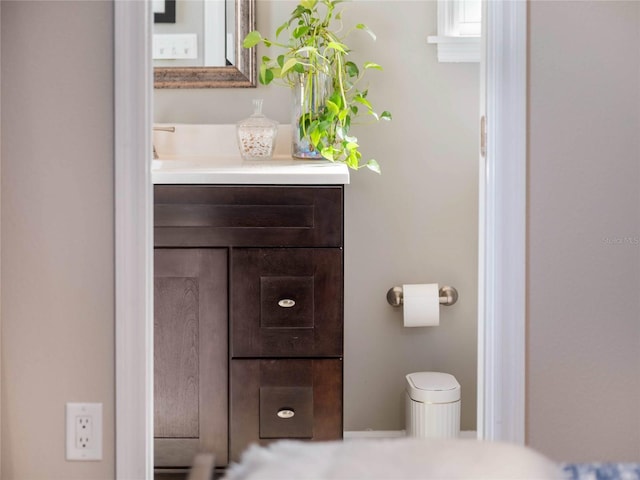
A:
[153,126,176,159]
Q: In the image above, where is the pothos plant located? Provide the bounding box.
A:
[243,0,391,173]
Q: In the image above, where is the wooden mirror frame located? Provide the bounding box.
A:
[154,0,256,88]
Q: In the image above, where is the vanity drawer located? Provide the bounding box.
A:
[231,248,343,358]
[154,185,343,247]
[229,359,342,461]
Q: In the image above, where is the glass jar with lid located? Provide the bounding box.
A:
[236,99,278,161]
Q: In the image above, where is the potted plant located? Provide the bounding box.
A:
[243,0,391,172]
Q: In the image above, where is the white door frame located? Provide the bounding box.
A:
[477,0,527,444]
[113,1,527,477]
[114,1,153,479]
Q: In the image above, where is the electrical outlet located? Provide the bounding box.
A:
[76,415,92,449]
[66,403,102,461]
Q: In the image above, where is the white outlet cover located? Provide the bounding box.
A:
[66,402,103,461]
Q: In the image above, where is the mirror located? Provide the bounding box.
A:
[154,0,256,88]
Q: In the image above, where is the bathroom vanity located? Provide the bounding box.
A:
[152,133,349,471]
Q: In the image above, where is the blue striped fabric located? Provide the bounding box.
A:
[562,463,640,480]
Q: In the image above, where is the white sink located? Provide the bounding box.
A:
[151,124,350,185]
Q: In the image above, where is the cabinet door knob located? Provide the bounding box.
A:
[277,408,295,419]
[278,299,296,308]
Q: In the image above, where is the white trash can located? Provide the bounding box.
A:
[405,372,460,438]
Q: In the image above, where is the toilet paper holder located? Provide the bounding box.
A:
[386,285,458,307]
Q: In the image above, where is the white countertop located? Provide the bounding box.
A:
[152,124,350,185]
[152,155,350,185]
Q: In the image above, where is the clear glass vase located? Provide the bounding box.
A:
[291,73,331,159]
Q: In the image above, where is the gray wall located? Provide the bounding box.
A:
[1,2,114,478]
[527,0,640,461]
[156,0,480,431]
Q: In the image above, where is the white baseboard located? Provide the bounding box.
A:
[344,430,477,439]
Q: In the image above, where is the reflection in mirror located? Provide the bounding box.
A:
[154,0,256,88]
[153,0,176,24]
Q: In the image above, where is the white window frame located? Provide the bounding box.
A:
[428,0,481,63]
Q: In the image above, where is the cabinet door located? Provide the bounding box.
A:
[154,248,228,467]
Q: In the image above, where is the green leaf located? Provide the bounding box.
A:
[345,61,359,78]
[300,0,317,10]
[259,64,274,85]
[350,105,359,115]
[310,129,322,147]
[293,26,310,39]
[276,21,290,38]
[326,100,340,115]
[243,31,262,48]
[291,5,307,15]
[329,91,343,109]
[338,109,348,122]
[366,159,381,174]
[363,62,383,70]
[381,111,392,121]
[346,151,359,169]
[270,67,283,79]
[356,23,377,41]
[318,120,332,132]
[281,58,299,75]
[321,147,335,162]
[277,55,285,68]
[354,95,372,110]
[299,113,313,130]
[293,63,306,74]
[326,41,347,53]
[307,120,318,132]
[259,63,267,83]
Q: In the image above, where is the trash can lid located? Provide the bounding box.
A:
[406,372,460,403]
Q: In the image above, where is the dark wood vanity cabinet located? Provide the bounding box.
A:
[154,185,344,469]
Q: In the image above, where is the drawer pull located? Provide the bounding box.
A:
[278,299,296,308]
[277,408,295,419]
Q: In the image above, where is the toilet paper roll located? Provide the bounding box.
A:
[402,283,440,327]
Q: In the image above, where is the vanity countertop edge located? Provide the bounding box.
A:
[152,157,350,185]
